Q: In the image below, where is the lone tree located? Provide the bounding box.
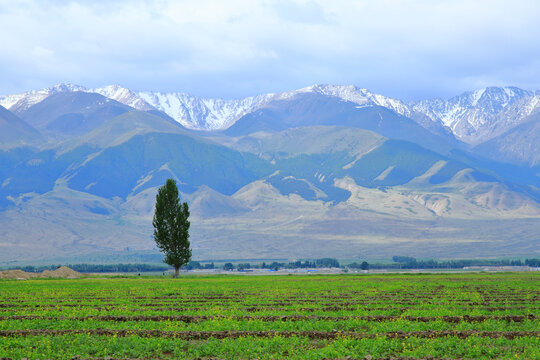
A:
[153,178,191,278]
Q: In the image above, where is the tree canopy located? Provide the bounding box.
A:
[152,178,191,277]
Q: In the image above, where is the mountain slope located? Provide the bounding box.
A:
[0,105,42,148]
[19,92,134,137]
[225,92,463,154]
[92,85,155,111]
[185,185,250,218]
[138,90,274,130]
[221,126,540,207]
[56,109,187,153]
[474,112,540,167]
[66,132,272,199]
[226,126,385,160]
[412,87,540,144]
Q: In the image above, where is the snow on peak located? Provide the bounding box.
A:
[0,83,155,114]
[2,83,539,143]
[470,88,486,106]
[315,84,411,117]
[412,86,538,143]
[456,86,531,110]
[272,84,411,117]
[137,90,275,130]
[92,85,154,111]
[0,83,87,113]
[49,83,87,93]
[135,84,415,130]
[0,83,423,130]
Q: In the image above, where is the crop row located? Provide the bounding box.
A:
[3,292,537,300]
[0,314,535,322]
[2,305,538,318]
[2,300,537,308]
[3,334,538,360]
[1,329,538,339]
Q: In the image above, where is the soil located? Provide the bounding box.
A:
[0,329,537,340]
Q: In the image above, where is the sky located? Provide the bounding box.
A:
[1,0,540,100]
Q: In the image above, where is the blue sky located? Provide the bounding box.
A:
[1,0,540,100]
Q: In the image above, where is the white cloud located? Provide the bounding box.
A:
[1,0,540,99]
[32,46,54,58]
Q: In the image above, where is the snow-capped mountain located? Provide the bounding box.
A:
[0,84,86,114]
[0,83,413,131]
[137,91,275,130]
[137,84,413,130]
[412,87,540,144]
[277,84,412,117]
[2,83,540,144]
[0,84,156,114]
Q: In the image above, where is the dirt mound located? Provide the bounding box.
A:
[0,269,35,279]
[39,266,82,279]
[0,266,82,280]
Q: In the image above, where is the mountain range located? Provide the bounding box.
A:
[4,83,540,141]
[0,83,539,264]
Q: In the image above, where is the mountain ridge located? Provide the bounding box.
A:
[412,86,540,144]
[4,83,539,145]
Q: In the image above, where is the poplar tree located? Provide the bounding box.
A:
[153,179,191,278]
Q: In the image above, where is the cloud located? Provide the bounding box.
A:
[1,0,540,100]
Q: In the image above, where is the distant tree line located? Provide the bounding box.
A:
[222,258,341,271]
[4,258,538,273]
[182,261,215,270]
[392,256,417,263]
[181,258,340,271]
[8,264,172,273]
[347,261,370,270]
[525,259,540,267]
[355,257,540,270]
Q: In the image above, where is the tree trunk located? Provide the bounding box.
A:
[174,266,179,278]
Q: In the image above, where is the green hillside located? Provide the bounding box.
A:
[67,132,273,198]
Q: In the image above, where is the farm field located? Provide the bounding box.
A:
[0,273,538,359]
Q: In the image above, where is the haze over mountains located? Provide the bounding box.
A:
[1,84,539,263]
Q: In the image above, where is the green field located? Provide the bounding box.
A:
[0,273,539,359]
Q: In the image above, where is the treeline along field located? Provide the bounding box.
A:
[0,273,538,359]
